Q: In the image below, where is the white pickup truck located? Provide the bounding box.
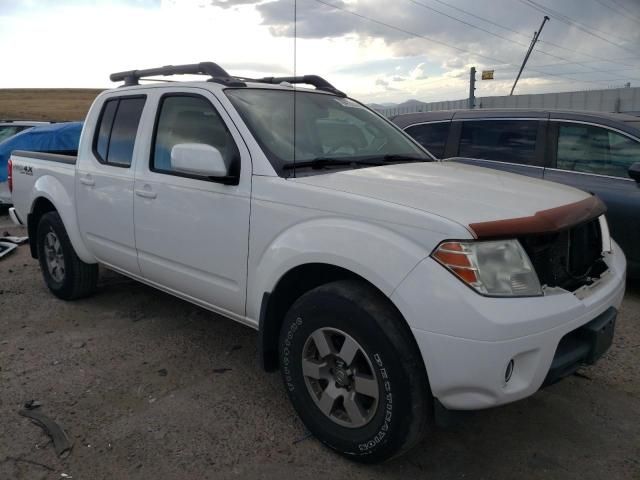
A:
[8,63,626,463]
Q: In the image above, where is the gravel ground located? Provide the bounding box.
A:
[0,211,638,480]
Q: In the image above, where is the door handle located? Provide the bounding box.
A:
[79,175,95,186]
[135,187,157,199]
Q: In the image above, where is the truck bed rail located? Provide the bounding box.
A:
[11,150,77,165]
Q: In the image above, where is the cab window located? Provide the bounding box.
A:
[151,95,239,176]
[93,96,146,167]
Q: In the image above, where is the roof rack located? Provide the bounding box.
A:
[253,75,346,97]
[109,62,346,97]
[109,62,246,87]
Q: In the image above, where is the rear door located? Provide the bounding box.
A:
[544,120,640,272]
[76,95,146,274]
[449,118,547,178]
[132,89,251,316]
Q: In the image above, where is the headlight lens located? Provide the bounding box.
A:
[432,239,542,297]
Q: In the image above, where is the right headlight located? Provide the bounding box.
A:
[431,239,542,297]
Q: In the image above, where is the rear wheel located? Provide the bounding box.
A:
[36,211,98,300]
[279,279,431,463]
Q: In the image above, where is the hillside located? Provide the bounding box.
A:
[0,88,104,122]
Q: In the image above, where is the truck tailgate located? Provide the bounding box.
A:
[9,151,77,222]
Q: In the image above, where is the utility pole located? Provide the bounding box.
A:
[469,66,476,109]
[510,15,550,96]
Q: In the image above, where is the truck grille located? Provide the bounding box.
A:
[519,218,607,291]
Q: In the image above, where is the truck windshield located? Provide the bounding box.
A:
[225,88,431,175]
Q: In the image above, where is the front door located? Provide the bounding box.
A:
[544,121,640,274]
[133,91,251,316]
[76,95,146,274]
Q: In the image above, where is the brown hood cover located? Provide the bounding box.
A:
[469,195,606,239]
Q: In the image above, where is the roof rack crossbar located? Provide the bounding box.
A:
[255,75,347,97]
[109,62,245,87]
[109,62,346,96]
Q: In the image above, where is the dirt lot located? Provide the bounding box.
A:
[0,211,638,480]
[0,89,103,122]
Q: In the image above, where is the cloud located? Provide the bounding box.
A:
[409,62,429,80]
[210,0,262,8]
[227,0,640,88]
[374,77,400,91]
[1,0,638,105]
[224,61,289,73]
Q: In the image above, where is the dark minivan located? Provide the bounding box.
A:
[393,109,640,278]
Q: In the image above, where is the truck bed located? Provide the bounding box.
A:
[11,150,77,164]
[9,150,78,224]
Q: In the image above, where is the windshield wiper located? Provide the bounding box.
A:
[282,157,383,170]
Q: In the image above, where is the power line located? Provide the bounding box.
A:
[426,0,639,67]
[523,0,631,42]
[608,0,640,22]
[519,0,638,55]
[312,0,635,88]
[406,0,640,82]
[527,57,640,70]
[591,0,640,25]
[493,65,640,76]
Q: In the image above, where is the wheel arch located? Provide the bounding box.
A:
[28,180,95,263]
[27,197,57,258]
[258,262,425,377]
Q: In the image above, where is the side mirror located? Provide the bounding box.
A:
[629,162,640,183]
[170,143,229,178]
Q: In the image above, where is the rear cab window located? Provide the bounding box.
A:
[404,122,450,158]
[457,120,540,165]
[93,96,146,167]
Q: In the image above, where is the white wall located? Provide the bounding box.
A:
[374,86,640,117]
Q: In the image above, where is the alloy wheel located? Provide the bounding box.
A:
[301,327,380,428]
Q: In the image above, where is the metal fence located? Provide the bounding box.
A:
[373,86,640,117]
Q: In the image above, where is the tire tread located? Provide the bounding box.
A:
[37,211,98,300]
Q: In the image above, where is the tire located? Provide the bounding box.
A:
[279,279,431,463]
[36,211,98,300]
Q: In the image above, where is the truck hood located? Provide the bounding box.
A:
[292,161,591,233]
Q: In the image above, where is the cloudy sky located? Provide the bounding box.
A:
[0,0,639,104]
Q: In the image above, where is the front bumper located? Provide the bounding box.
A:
[391,243,626,410]
[542,307,616,386]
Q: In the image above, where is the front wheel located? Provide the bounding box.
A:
[279,279,431,463]
[36,211,98,300]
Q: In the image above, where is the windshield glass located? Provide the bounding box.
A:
[225,88,430,175]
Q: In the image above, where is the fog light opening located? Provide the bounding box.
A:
[505,359,514,383]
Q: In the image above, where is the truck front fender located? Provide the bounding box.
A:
[30,175,95,263]
[247,217,430,322]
